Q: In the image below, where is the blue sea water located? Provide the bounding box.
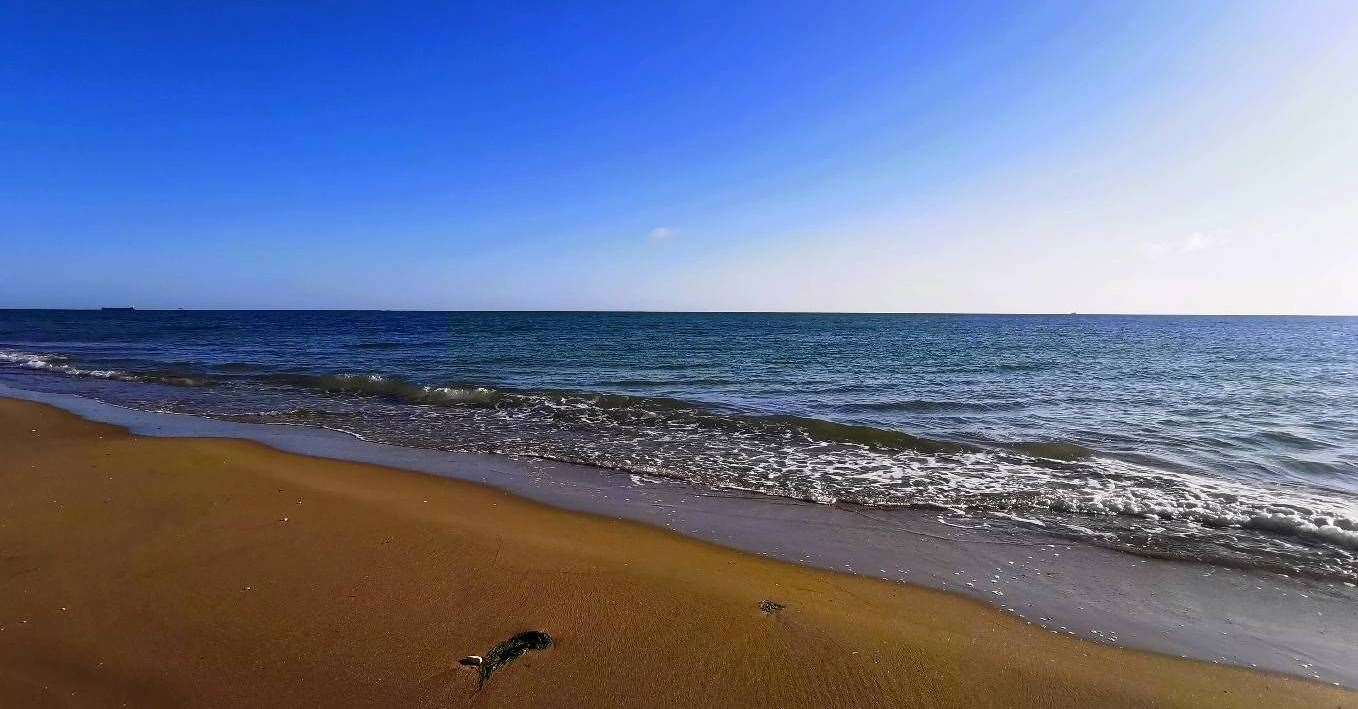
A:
[2,310,1355,581]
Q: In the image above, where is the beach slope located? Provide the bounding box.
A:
[0,399,1349,707]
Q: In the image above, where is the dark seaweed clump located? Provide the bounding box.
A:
[478,631,553,689]
[759,599,785,615]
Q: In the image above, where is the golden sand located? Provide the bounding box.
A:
[1,399,1351,707]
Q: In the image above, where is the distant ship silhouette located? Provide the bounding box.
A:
[101,307,135,312]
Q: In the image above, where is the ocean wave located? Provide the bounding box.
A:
[258,373,1355,564]
[9,347,1356,580]
[1000,441,1098,461]
[754,414,974,454]
[501,435,1357,576]
[264,372,503,406]
[1242,511,1358,550]
[130,366,1358,566]
[1250,430,1333,451]
[260,371,984,455]
[0,349,207,387]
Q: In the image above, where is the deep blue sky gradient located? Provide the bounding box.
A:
[3,2,1355,311]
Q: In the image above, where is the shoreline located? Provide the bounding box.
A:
[2,397,1352,706]
[3,383,1356,689]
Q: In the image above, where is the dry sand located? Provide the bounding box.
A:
[1,398,1351,707]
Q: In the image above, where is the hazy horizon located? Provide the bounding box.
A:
[2,307,1354,317]
[4,2,1356,314]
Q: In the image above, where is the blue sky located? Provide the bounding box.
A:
[3,1,1356,312]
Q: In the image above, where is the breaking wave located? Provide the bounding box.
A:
[0,350,207,387]
[264,372,503,407]
[4,347,1355,580]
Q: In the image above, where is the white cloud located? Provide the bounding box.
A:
[648,227,676,242]
[1144,232,1229,257]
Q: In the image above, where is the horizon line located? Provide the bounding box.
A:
[0,307,1354,318]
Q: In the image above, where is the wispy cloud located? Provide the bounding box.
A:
[1144,232,1229,257]
[648,227,676,243]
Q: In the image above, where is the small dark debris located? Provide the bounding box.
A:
[458,655,483,667]
[759,600,785,615]
[476,630,553,689]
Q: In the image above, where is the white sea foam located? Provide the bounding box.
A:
[0,349,201,386]
[2,349,124,379]
[6,344,1356,579]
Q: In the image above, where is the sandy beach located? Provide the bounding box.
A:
[1,398,1351,707]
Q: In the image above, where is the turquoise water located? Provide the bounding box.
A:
[2,310,1355,580]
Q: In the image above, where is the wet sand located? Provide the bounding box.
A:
[1,399,1351,707]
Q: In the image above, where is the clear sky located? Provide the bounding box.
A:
[3,1,1356,313]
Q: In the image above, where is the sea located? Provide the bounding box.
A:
[2,310,1355,585]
